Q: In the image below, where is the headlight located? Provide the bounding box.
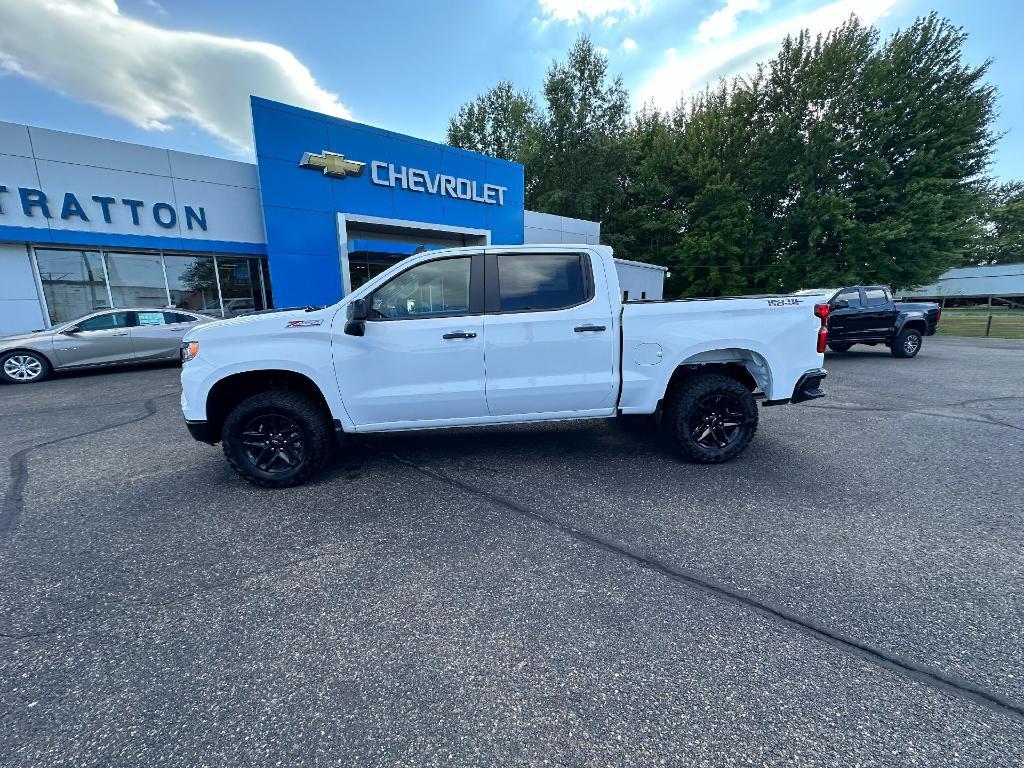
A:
[181,341,199,362]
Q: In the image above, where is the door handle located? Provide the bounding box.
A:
[574,324,607,333]
[111,332,129,336]
[442,331,477,339]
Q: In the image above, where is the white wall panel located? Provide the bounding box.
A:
[174,179,266,244]
[29,126,172,176]
[0,243,45,335]
[0,121,34,158]
[168,150,259,188]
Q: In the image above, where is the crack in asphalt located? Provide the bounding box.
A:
[805,397,1024,432]
[369,443,1024,724]
[0,389,179,421]
[0,395,167,539]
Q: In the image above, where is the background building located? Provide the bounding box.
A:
[897,262,1024,307]
[0,98,601,336]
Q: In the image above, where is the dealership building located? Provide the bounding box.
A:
[0,96,603,336]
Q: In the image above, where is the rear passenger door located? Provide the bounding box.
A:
[482,251,618,417]
[861,287,898,338]
[129,311,195,361]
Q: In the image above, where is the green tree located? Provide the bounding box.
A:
[448,15,1001,297]
[446,81,539,166]
[970,181,1024,264]
[530,36,631,222]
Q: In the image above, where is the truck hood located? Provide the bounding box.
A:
[185,306,338,341]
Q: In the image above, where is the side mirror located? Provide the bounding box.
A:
[832,299,850,309]
[344,298,368,337]
[62,326,80,335]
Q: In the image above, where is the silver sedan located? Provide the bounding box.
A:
[0,308,217,384]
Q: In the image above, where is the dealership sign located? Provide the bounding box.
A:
[0,185,208,230]
[299,150,508,206]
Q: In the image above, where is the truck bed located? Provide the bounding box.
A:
[618,295,824,411]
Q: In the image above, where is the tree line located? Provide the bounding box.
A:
[447,14,1023,296]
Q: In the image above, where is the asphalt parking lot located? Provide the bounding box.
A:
[1,336,1022,766]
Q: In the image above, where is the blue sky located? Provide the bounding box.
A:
[0,0,1020,180]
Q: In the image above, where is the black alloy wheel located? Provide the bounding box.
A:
[221,390,333,488]
[239,413,307,474]
[688,393,748,450]
[665,373,759,463]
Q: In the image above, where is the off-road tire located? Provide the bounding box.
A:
[664,373,759,463]
[0,350,51,384]
[891,328,923,358]
[827,342,852,352]
[222,391,333,488]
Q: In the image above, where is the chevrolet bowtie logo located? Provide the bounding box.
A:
[299,150,366,178]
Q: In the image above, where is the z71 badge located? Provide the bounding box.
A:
[286,319,324,328]
[766,298,800,307]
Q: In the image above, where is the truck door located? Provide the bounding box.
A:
[828,288,866,340]
[333,253,488,428]
[482,251,618,417]
[860,287,898,338]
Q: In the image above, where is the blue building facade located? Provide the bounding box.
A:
[252,97,525,308]
[0,100,599,336]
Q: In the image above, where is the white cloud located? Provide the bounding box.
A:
[142,0,167,15]
[0,0,351,153]
[697,0,769,44]
[635,0,897,110]
[621,38,640,53]
[536,0,650,26]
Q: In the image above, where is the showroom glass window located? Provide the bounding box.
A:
[497,253,587,311]
[105,252,167,308]
[164,254,219,313]
[34,249,110,324]
[371,257,471,318]
[33,248,272,326]
[218,257,267,317]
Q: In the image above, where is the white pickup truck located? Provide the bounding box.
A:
[180,245,828,487]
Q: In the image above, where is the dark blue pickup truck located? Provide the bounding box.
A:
[794,286,941,358]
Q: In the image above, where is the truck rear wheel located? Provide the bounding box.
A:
[827,342,851,352]
[664,373,759,463]
[891,328,923,358]
[221,391,333,488]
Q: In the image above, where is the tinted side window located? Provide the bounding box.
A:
[165,312,198,324]
[498,254,588,312]
[371,257,471,319]
[864,288,888,306]
[77,312,130,331]
[833,289,862,308]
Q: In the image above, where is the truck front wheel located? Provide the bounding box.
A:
[221,391,333,488]
[665,374,759,463]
